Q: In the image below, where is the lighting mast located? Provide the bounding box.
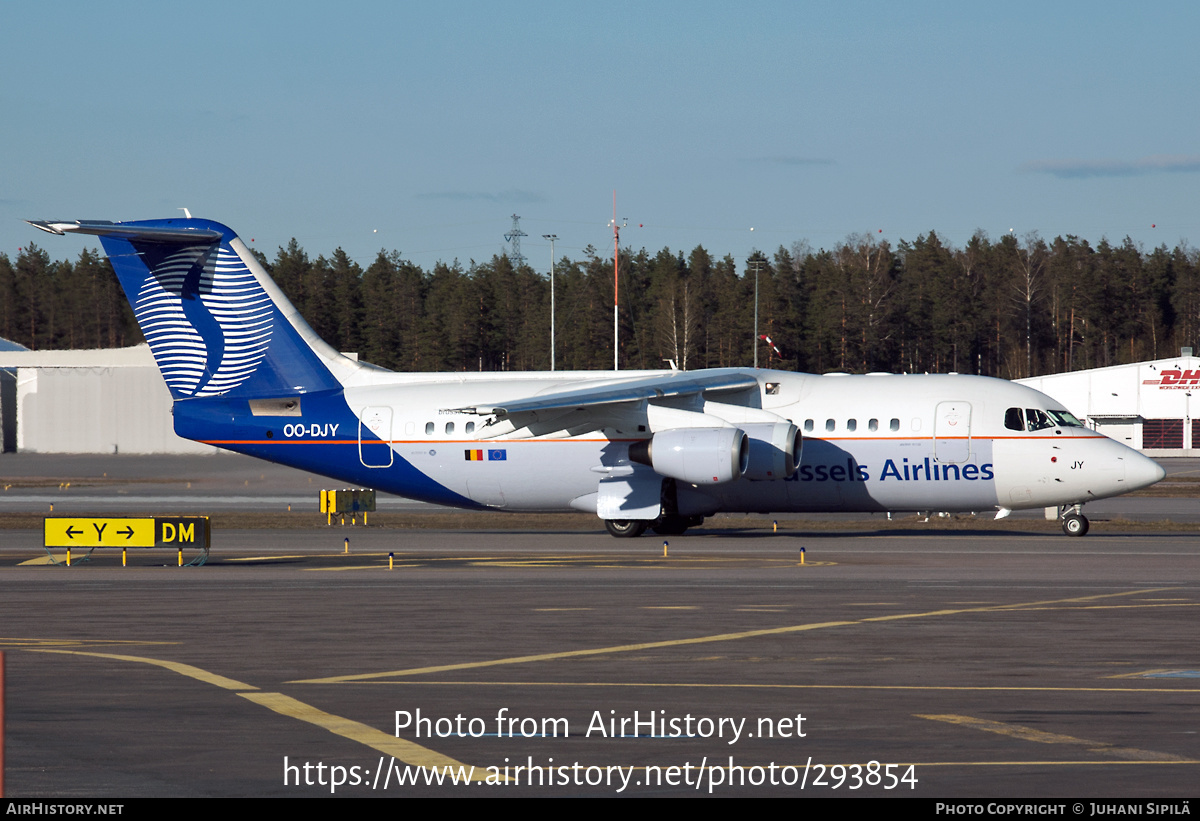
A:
[543,233,557,371]
[610,192,627,371]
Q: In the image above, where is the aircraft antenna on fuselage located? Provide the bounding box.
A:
[179,207,192,219]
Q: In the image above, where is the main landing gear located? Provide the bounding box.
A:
[603,479,706,538]
[1060,506,1090,537]
[604,520,648,538]
[603,514,705,538]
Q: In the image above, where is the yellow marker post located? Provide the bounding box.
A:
[66,547,71,567]
[122,548,127,567]
[773,520,778,533]
[178,548,183,567]
[344,537,349,554]
[663,540,668,557]
[389,552,394,570]
[800,546,806,565]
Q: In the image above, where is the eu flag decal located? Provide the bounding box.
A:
[487,449,507,461]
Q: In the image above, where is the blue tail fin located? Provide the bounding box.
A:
[27,218,356,399]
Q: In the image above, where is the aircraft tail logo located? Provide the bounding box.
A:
[27,218,348,400]
[132,242,273,397]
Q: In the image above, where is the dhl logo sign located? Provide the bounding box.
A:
[1143,369,1200,389]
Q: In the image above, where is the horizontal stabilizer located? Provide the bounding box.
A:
[26,220,222,243]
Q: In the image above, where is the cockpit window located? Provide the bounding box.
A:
[1025,408,1054,431]
[1009,406,1082,431]
[1047,409,1085,428]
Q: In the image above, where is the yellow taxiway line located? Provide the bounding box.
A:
[295,587,1175,683]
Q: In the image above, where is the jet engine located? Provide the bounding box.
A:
[740,422,803,480]
[628,427,748,484]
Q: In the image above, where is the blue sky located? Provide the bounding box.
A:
[5,1,1199,273]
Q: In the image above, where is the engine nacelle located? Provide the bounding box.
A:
[628,427,748,484]
[740,422,803,480]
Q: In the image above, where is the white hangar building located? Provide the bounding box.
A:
[0,343,218,454]
[0,341,355,455]
[1018,348,1200,457]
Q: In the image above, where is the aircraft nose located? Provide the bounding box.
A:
[1128,454,1166,491]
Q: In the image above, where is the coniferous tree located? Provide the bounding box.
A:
[0,254,16,343]
[17,229,1200,380]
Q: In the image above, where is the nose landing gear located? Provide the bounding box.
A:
[1060,506,1090,537]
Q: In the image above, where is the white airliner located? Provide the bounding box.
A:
[29,217,1166,537]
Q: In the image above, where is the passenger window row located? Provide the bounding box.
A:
[422,421,477,435]
[802,417,904,434]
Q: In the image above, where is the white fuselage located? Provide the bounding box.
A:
[334,369,1163,516]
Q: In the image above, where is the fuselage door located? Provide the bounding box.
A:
[358,406,394,468]
[934,401,971,464]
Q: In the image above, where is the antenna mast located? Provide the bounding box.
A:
[504,214,527,268]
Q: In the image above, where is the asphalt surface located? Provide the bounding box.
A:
[3,451,1199,521]
[0,454,1197,798]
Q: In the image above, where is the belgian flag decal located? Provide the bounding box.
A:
[465,448,506,461]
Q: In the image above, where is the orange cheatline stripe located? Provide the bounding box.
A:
[201,437,629,445]
[819,434,1103,441]
[203,433,1102,445]
[204,432,1099,446]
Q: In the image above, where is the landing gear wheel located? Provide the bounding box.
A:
[605,519,648,538]
[1062,512,1089,537]
[650,515,690,536]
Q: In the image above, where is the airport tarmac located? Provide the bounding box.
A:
[0,454,1198,797]
[3,451,1200,522]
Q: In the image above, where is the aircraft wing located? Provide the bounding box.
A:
[447,368,763,438]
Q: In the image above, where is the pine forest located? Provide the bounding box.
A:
[3,229,1198,380]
